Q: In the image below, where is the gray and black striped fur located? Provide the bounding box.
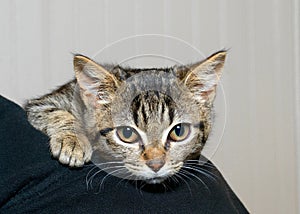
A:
[25,50,226,184]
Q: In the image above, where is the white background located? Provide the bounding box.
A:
[1,1,299,213]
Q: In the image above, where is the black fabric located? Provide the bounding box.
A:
[0,95,249,213]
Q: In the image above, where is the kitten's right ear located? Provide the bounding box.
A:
[74,54,119,105]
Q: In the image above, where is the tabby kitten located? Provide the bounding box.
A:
[25,50,226,184]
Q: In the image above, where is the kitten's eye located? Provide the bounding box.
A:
[168,123,190,142]
[116,126,139,143]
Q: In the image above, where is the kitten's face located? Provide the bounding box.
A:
[74,51,226,183]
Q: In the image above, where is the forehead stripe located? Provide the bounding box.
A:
[130,91,176,128]
[130,95,141,126]
[141,103,148,125]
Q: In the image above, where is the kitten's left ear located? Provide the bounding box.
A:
[183,50,226,103]
[74,54,120,105]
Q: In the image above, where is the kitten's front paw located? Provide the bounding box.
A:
[50,133,90,167]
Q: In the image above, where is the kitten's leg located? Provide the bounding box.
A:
[25,82,92,167]
[47,110,87,167]
[26,107,91,167]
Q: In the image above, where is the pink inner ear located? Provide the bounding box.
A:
[79,89,97,108]
[197,85,217,104]
[200,88,215,97]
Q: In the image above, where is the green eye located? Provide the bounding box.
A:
[168,123,190,142]
[116,126,139,143]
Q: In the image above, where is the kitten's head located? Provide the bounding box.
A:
[73,51,226,184]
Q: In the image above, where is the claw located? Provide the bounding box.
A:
[50,134,85,167]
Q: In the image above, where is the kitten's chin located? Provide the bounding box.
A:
[145,177,167,184]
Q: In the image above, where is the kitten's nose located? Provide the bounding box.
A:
[146,159,165,172]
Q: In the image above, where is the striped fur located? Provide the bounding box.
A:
[25,50,226,183]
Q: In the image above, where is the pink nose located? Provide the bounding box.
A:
[146,159,165,172]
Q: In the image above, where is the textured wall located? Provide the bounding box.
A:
[1,0,299,213]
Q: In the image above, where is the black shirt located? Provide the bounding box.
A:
[0,95,248,213]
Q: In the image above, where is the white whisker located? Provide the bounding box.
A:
[116,171,135,187]
[86,165,99,190]
[182,165,217,181]
[184,162,215,169]
[93,161,124,167]
[169,175,180,184]
[173,173,192,196]
[98,168,127,192]
[180,169,210,193]
[86,165,125,190]
[184,160,215,168]
[138,181,147,196]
